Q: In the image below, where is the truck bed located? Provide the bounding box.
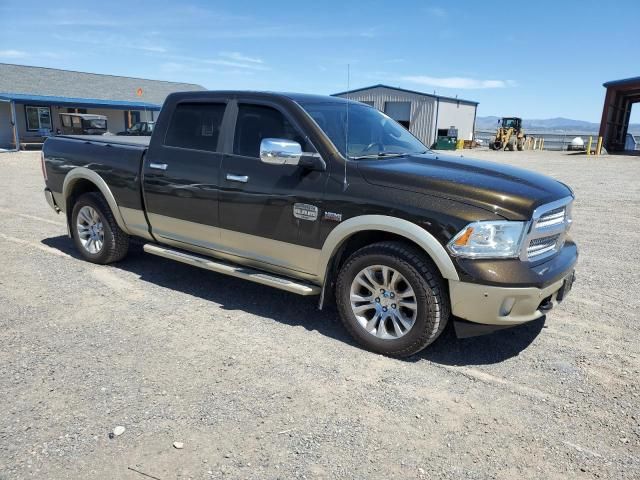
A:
[43,134,148,214]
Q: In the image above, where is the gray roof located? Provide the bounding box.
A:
[333,84,479,106]
[0,63,206,105]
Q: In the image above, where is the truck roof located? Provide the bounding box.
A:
[167,90,357,105]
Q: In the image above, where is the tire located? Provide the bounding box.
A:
[71,192,129,264]
[335,241,450,357]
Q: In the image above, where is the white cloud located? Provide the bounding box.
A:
[402,75,516,89]
[0,49,28,59]
[52,32,166,53]
[203,59,267,70]
[202,26,378,39]
[156,54,269,72]
[219,52,263,64]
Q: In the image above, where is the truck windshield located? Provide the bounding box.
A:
[83,119,107,129]
[298,102,427,159]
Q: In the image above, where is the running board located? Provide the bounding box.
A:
[143,243,321,296]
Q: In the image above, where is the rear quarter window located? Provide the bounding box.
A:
[164,103,226,152]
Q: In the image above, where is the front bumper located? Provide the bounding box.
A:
[448,270,574,326]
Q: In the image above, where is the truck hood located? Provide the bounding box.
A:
[356,152,572,220]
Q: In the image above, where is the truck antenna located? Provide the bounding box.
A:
[343,63,350,191]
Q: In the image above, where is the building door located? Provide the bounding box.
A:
[384,101,411,129]
[124,110,141,129]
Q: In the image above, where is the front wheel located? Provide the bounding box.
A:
[71,192,129,264]
[335,242,449,357]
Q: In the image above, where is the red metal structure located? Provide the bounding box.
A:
[599,76,640,152]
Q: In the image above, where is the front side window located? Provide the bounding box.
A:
[233,104,306,158]
[164,103,226,152]
[25,106,52,131]
[299,102,427,159]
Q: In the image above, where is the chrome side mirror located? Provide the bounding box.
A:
[260,138,302,166]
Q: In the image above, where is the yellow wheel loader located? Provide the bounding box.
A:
[489,117,527,151]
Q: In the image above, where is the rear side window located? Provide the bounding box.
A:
[165,103,226,152]
[233,104,305,158]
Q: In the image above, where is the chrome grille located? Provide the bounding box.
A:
[527,234,560,258]
[521,196,573,261]
[536,207,566,228]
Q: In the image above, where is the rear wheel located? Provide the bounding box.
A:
[335,242,449,357]
[71,192,129,264]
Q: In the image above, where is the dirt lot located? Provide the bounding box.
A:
[0,149,638,479]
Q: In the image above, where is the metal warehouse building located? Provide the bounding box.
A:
[0,63,205,150]
[333,84,479,148]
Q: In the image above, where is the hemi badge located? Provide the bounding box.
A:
[323,211,342,222]
[293,203,318,221]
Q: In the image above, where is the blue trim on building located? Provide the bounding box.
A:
[0,93,162,110]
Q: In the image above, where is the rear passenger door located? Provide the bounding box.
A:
[143,101,228,249]
[218,100,328,275]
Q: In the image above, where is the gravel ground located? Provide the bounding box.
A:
[0,149,638,480]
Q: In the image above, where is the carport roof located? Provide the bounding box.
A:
[603,76,640,88]
[0,92,161,110]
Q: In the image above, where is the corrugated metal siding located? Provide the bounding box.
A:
[337,86,437,146]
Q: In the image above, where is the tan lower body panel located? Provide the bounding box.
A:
[120,207,153,241]
[145,212,321,282]
[448,277,566,325]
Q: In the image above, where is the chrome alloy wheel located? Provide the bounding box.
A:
[349,265,418,339]
[76,206,104,254]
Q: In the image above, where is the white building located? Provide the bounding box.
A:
[333,84,479,147]
[0,63,205,150]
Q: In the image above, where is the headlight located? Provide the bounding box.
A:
[447,221,526,259]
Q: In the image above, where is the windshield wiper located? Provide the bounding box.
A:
[349,152,409,160]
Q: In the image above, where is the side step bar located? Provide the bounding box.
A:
[143,243,321,296]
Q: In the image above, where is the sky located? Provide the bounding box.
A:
[1,0,638,123]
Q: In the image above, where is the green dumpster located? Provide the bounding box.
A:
[435,136,457,150]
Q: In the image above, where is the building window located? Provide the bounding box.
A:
[67,108,87,114]
[25,106,52,131]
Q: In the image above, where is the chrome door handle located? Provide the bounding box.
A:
[149,162,168,171]
[226,174,249,183]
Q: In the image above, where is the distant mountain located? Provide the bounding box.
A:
[476,116,640,134]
